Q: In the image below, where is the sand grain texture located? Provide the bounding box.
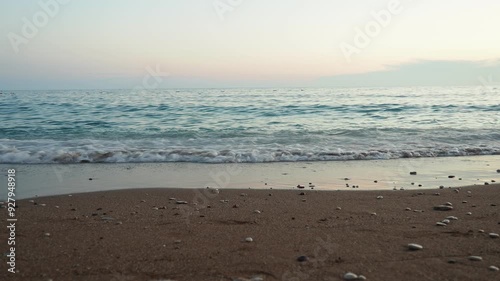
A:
[1,185,500,281]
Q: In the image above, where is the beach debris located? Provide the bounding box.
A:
[462,200,467,203]
[478,229,485,233]
[376,196,383,199]
[445,202,453,206]
[253,210,261,214]
[393,187,397,191]
[410,171,417,175]
[297,185,305,189]
[370,212,377,216]
[344,178,350,180]
[485,182,490,185]
[442,219,451,224]
[489,266,499,271]
[115,221,122,225]
[446,216,458,220]
[245,237,253,242]
[418,184,422,187]
[448,175,455,178]
[44,233,51,237]
[343,272,358,280]
[489,233,499,239]
[176,201,188,204]
[497,169,500,173]
[357,275,367,280]
[374,180,378,183]
[466,212,472,215]
[408,243,423,251]
[336,207,342,210]
[439,186,444,189]
[169,198,176,201]
[88,178,93,181]
[232,204,239,208]
[436,222,447,226]
[309,183,315,188]
[468,256,483,261]
[297,255,309,262]
[433,205,453,211]
[405,207,412,211]
[299,192,306,196]
[492,204,497,206]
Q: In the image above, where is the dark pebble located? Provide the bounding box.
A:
[89,178,93,181]
[448,175,455,178]
[410,171,417,175]
[299,192,306,196]
[297,256,309,262]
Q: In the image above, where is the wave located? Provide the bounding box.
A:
[0,139,498,164]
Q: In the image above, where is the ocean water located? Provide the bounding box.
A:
[0,87,498,164]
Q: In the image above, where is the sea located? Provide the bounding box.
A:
[0,86,499,164]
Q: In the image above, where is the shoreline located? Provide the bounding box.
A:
[2,184,499,280]
[2,155,499,199]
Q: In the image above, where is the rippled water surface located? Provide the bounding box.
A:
[0,87,498,163]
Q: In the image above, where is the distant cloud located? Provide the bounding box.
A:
[314,59,500,87]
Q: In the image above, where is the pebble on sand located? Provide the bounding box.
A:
[336,207,342,210]
[408,243,423,251]
[446,216,458,220]
[433,205,453,211]
[466,212,472,215]
[489,265,499,271]
[436,222,447,226]
[410,171,417,175]
[489,233,499,239]
[343,272,358,280]
[468,256,483,261]
[176,201,188,204]
[245,237,253,242]
[297,255,309,262]
[376,196,383,199]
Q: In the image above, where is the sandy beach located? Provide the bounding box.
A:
[2,184,499,281]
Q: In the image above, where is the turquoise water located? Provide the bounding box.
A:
[0,87,498,163]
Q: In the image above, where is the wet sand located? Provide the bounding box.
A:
[1,185,500,281]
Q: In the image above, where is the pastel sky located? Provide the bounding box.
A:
[1,0,500,89]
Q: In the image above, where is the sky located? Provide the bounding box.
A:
[1,0,500,89]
